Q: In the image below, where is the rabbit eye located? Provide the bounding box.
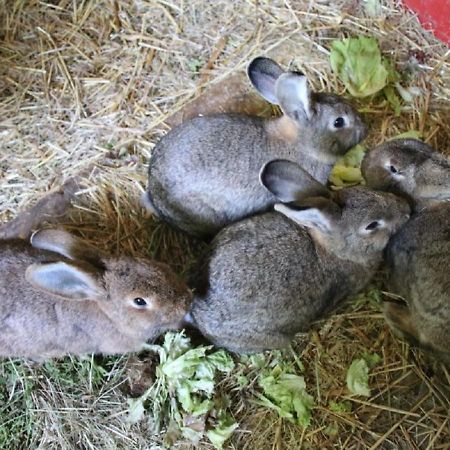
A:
[333,117,345,128]
[133,297,148,307]
[365,221,380,230]
[390,165,398,174]
[285,202,311,212]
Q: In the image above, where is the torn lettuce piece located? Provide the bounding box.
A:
[126,332,237,447]
[206,412,239,450]
[330,37,389,97]
[256,371,314,427]
[390,130,423,140]
[346,358,371,397]
[330,144,366,187]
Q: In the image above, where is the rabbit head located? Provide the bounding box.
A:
[361,138,450,209]
[248,57,367,157]
[261,159,410,265]
[26,229,192,338]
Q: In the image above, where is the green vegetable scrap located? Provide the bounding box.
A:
[363,0,382,17]
[346,359,370,396]
[255,369,314,427]
[330,37,389,97]
[329,144,366,188]
[329,400,352,413]
[383,85,402,116]
[187,58,203,73]
[206,411,239,450]
[361,352,381,369]
[127,331,237,449]
[330,36,409,115]
[390,130,423,140]
[346,353,380,397]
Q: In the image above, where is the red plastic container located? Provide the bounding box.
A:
[403,0,450,45]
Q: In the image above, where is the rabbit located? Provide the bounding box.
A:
[383,203,450,365]
[361,138,450,210]
[145,56,367,238]
[185,159,410,353]
[0,229,192,360]
[361,138,450,363]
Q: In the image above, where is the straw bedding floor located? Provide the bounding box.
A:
[0,1,449,449]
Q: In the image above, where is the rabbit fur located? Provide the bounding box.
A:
[361,138,450,211]
[363,138,450,362]
[187,159,410,353]
[0,229,192,360]
[146,57,367,238]
[384,203,450,365]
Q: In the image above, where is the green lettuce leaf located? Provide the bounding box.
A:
[383,85,402,116]
[127,332,237,446]
[390,130,422,140]
[329,144,366,187]
[361,352,381,369]
[330,37,388,97]
[329,400,352,413]
[257,371,314,427]
[206,349,235,372]
[346,358,371,396]
[206,413,239,450]
[363,0,382,16]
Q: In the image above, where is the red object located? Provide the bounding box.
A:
[403,0,450,45]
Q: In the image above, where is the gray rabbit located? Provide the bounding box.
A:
[361,138,450,210]
[362,138,450,363]
[0,229,192,360]
[146,57,367,238]
[186,159,410,353]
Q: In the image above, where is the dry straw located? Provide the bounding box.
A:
[0,0,449,449]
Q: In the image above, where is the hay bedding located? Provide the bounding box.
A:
[0,0,449,449]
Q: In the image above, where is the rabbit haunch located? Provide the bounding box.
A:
[146,57,366,238]
[188,160,410,353]
[0,230,191,359]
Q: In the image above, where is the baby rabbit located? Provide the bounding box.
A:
[383,203,450,365]
[362,138,450,363]
[146,57,367,238]
[361,138,450,210]
[187,159,409,353]
[0,229,192,360]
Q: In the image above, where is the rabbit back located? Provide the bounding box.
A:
[190,213,369,353]
[148,114,281,237]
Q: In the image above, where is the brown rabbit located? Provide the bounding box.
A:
[0,229,192,360]
[362,138,450,363]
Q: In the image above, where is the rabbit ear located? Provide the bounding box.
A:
[260,159,329,202]
[31,229,105,268]
[247,57,285,104]
[25,261,105,301]
[274,197,339,233]
[275,72,313,121]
